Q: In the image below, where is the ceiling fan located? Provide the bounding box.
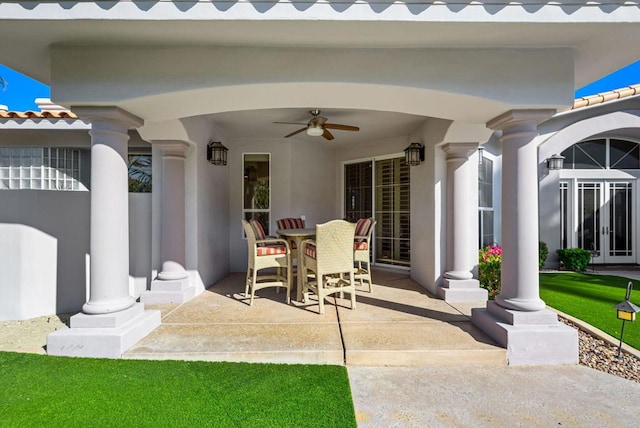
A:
[275,109,359,141]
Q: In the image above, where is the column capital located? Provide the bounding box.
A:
[72,106,144,129]
[486,109,555,132]
[152,140,191,158]
[441,143,479,161]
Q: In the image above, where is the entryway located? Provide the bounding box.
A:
[561,179,636,264]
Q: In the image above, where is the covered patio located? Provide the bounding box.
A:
[125,268,506,366]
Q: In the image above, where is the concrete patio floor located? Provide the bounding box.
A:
[125,268,507,366]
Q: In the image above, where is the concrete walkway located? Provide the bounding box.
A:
[349,365,640,427]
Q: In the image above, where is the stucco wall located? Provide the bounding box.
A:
[228,137,336,272]
[0,190,152,320]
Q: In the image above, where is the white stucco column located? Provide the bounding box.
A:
[156,141,189,280]
[47,107,161,358]
[472,109,578,365]
[83,109,143,315]
[490,111,553,312]
[140,140,195,304]
[438,143,487,302]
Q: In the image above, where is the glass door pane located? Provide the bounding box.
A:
[608,182,633,259]
[374,158,410,267]
[577,182,601,258]
[344,161,372,222]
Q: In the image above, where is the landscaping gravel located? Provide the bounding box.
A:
[560,317,640,383]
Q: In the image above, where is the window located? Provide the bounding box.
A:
[561,138,640,170]
[0,147,84,191]
[478,156,494,247]
[243,153,270,234]
[128,154,152,193]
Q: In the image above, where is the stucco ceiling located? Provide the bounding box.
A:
[207,108,428,147]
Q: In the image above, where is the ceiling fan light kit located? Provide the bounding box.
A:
[306,126,324,137]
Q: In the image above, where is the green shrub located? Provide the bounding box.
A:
[556,248,592,272]
[539,241,549,269]
[479,245,502,299]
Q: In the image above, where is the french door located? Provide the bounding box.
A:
[574,180,635,264]
[344,157,410,268]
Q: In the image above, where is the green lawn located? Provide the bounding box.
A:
[540,272,640,350]
[0,352,356,427]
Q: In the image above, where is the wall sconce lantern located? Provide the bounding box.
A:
[478,147,484,167]
[207,141,228,166]
[546,153,565,170]
[404,143,425,166]
[614,281,640,357]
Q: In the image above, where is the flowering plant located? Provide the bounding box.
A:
[478,245,502,298]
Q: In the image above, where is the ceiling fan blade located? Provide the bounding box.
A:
[274,121,307,125]
[324,123,360,132]
[284,127,307,138]
[322,129,335,140]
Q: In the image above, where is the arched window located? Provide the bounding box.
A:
[561,138,640,170]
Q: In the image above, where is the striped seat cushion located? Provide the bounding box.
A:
[256,245,287,256]
[276,218,305,230]
[355,218,373,237]
[354,240,368,251]
[304,243,317,259]
[250,219,267,240]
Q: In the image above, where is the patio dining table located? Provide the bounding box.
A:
[276,227,315,302]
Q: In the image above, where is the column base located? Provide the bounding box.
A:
[140,278,195,304]
[471,301,578,366]
[47,303,161,358]
[438,279,488,303]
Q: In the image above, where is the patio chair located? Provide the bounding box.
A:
[276,217,306,261]
[300,219,356,314]
[241,219,292,306]
[354,217,376,293]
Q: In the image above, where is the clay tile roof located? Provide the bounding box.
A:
[568,83,640,111]
[0,98,78,120]
[0,110,78,119]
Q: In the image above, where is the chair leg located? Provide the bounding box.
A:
[250,269,258,306]
[365,259,372,293]
[245,269,251,297]
[286,265,292,304]
[350,272,356,310]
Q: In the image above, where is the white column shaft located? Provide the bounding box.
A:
[83,118,135,314]
[497,120,546,311]
[156,141,189,280]
[443,144,478,280]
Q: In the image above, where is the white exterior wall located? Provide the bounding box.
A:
[0,190,153,320]
[229,138,335,272]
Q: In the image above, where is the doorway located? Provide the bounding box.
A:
[562,180,635,264]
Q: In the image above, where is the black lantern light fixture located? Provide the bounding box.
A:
[546,153,565,170]
[404,142,425,166]
[207,141,228,166]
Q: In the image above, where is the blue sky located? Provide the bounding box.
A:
[1,60,640,111]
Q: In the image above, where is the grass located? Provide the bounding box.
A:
[540,272,640,350]
[0,352,356,427]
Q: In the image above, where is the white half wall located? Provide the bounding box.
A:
[0,190,154,320]
[0,224,57,321]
